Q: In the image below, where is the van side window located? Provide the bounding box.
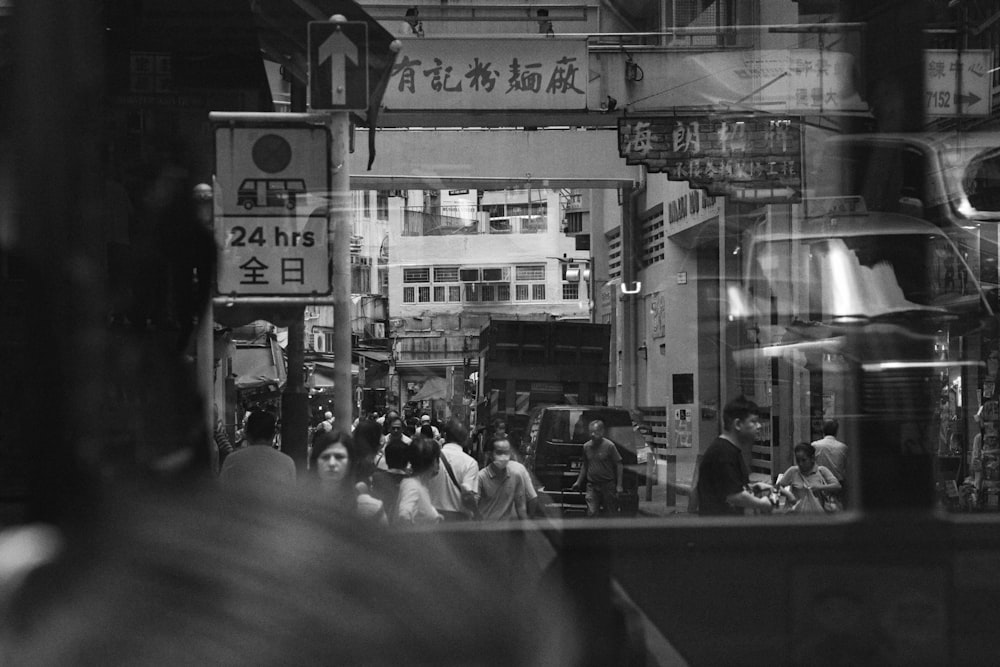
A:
[965,153,1000,212]
[826,144,926,215]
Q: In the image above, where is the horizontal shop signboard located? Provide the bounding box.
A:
[383,37,588,111]
[618,116,802,203]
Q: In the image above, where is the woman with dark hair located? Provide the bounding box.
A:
[776,442,842,513]
[351,418,383,485]
[310,428,385,522]
[396,435,442,525]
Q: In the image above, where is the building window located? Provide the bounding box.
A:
[483,203,505,218]
[351,264,371,293]
[497,284,511,301]
[465,283,479,301]
[434,266,459,282]
[489,217,512,234]
[564,210,584,233]
[516,284,529,301]
[418,286,430,302]
[433,286,445,302]
[449,285,462,301]
[520,215,547,233]
[376,190,389,219]
[481,284,495,302]
[508,201,547,217]
[481,267,509,282]
[562,282,580,300]
[516,265,545,281]
[379,268,388,297]
[403,286,415,303]
[532,284,546,300]
[403,267,430,283]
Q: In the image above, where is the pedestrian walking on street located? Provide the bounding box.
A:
[351,418,383,485]
[310,428,386,523]
[695,397,774,516]
[396,435,443,525]
[377,417,412,469]
[219,410,295,489]
[476,437,528,521]
[371,436,410,523]
[811,419,849,506]
[427,419,480,521]
[570,420,622,517]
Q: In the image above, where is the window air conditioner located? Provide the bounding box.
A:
[481,268,505,282]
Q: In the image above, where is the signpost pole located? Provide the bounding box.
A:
[282,313,310,473]
[330,110,353,432]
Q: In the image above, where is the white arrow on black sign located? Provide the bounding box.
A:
[318,28,358,107]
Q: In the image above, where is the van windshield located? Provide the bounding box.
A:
[959,148,1000,217]
[749,230,984,322]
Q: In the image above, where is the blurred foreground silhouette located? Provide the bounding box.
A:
[0,480,579,666]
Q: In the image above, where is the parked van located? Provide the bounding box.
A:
[523,405,644,517]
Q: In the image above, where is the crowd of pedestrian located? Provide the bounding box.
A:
[215,396,854,522]
[213,406,550,526]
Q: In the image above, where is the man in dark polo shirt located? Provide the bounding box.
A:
[696,397,774,516]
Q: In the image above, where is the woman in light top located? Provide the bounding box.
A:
[396,435,443,525]
[777,442,841,513]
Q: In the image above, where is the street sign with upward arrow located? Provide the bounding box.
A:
[308,20,369,110]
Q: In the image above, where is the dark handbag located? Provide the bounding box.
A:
[440,453,480,520]
[818,491,843,513]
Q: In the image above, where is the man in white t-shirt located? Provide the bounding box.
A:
[427,420,479,520]
[811,418,848,502]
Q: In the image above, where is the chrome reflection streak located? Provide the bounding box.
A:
[862,361,986,372]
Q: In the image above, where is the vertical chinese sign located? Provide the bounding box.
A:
[618,116,802,203]
[213,120,332,296]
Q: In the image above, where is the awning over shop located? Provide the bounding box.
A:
[355,349,391,363]
[232,340,286,390]
[309,361,360,389]
[409,376,450,401]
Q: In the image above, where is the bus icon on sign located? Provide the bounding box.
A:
[237,177,307,210]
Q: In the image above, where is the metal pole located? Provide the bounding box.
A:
[619,183,638,411]
[666,453,677,507]
[330,111,353,431]
[282,314,310,472]
[198,297,217,475]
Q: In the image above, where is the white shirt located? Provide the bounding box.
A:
[811,435,848,482]
[419,422,441,439]
[426,442,479,512]
[396,476,442,524]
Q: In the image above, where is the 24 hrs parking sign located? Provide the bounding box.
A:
[213,119,332,296]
